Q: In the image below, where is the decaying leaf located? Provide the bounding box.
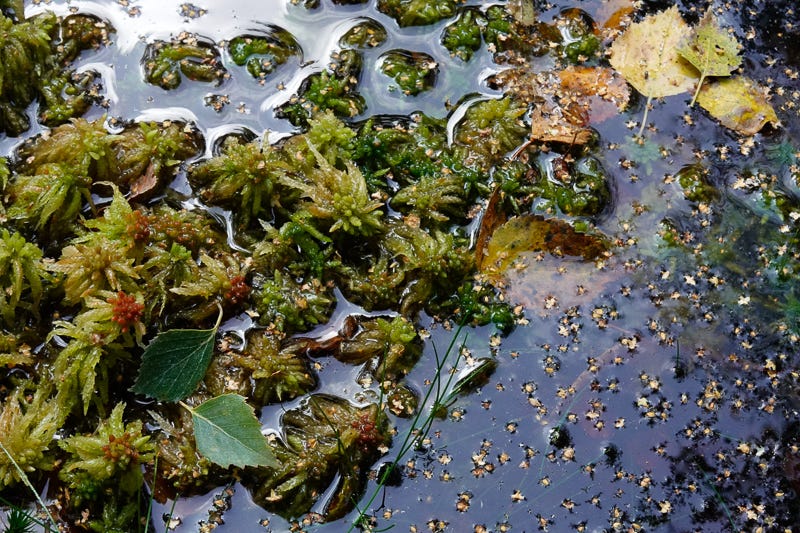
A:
[678,9,742,106]
[609,6,695,98]
[480,214,610,275]
[697,76,779,135]
[609,6,696,134]
[529,94,595,145]
[476,187,508,271]
[558,66,630,124]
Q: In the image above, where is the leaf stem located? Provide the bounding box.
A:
[637,95,653,137]
[689,74,706,107]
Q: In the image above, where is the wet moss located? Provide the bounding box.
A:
[379,49,438,95]
[0,11,112,136]
[143,35,226,90]
[227,30,300,80]
[377,0,456,27]
[244,395,390,520]
[530,154,613,217]
[277,49,365,126]
[441,7,485,62]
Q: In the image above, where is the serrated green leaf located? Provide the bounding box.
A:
[189,394,277,468]
[678,9,742,106]
[131,328,217,401]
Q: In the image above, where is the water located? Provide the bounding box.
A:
[3,0,800,531]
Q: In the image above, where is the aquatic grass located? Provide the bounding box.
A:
[0,443,59,531]
[0,500,39,533]
[348,321,470,532]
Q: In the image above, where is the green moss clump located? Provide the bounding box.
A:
[530,154,612,218]
[340,19,387,49]
[0,382,68,488]
[555,8,600,64]
[227,30,300,80]
[170,251,251,322]
[254,270,333,333]
[391,173,466,223]
[379,49,438,95]
[245,395,390,520]
[341,219,473,315]
[0,11,109,135]
[0,229,49,327]
[281,142,384,236]
[455,96,529,160]
[143,35,226,90]
[59,403,155,496]
[278,52,366,126]
[228,330,317,405]
[338,315,422,380]
[377,0,455,27]
[442,7,485,61]
[5,118,202,238]
[189,136,287,227]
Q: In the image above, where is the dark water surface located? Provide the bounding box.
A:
[5,0,800,531]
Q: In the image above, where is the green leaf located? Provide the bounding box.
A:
[697,76,779,135]
[678,9,742,106]
[131,327,217,401]
[188,394,277,468]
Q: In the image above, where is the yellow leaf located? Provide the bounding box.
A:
[609,6,696,98]
[697,76,779,135]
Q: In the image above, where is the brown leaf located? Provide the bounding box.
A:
[475,186,508,271]
[558,66,630,124]
[128,161,159,202]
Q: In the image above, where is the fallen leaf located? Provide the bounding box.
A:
[189,394,277,468]
[476,186,508,271]
[678,9,742,106]
[129,161,159,202]
[481,214,610,275]
[529,94,594,145]
[609,6,697,134]
[609,6,696,98]
[558,66,630,123]
[697,76,779,135]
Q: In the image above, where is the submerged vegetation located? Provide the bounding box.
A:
[1,0,799,531]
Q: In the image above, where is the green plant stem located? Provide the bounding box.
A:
[0,443,60,531]
[349,322,468,532]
